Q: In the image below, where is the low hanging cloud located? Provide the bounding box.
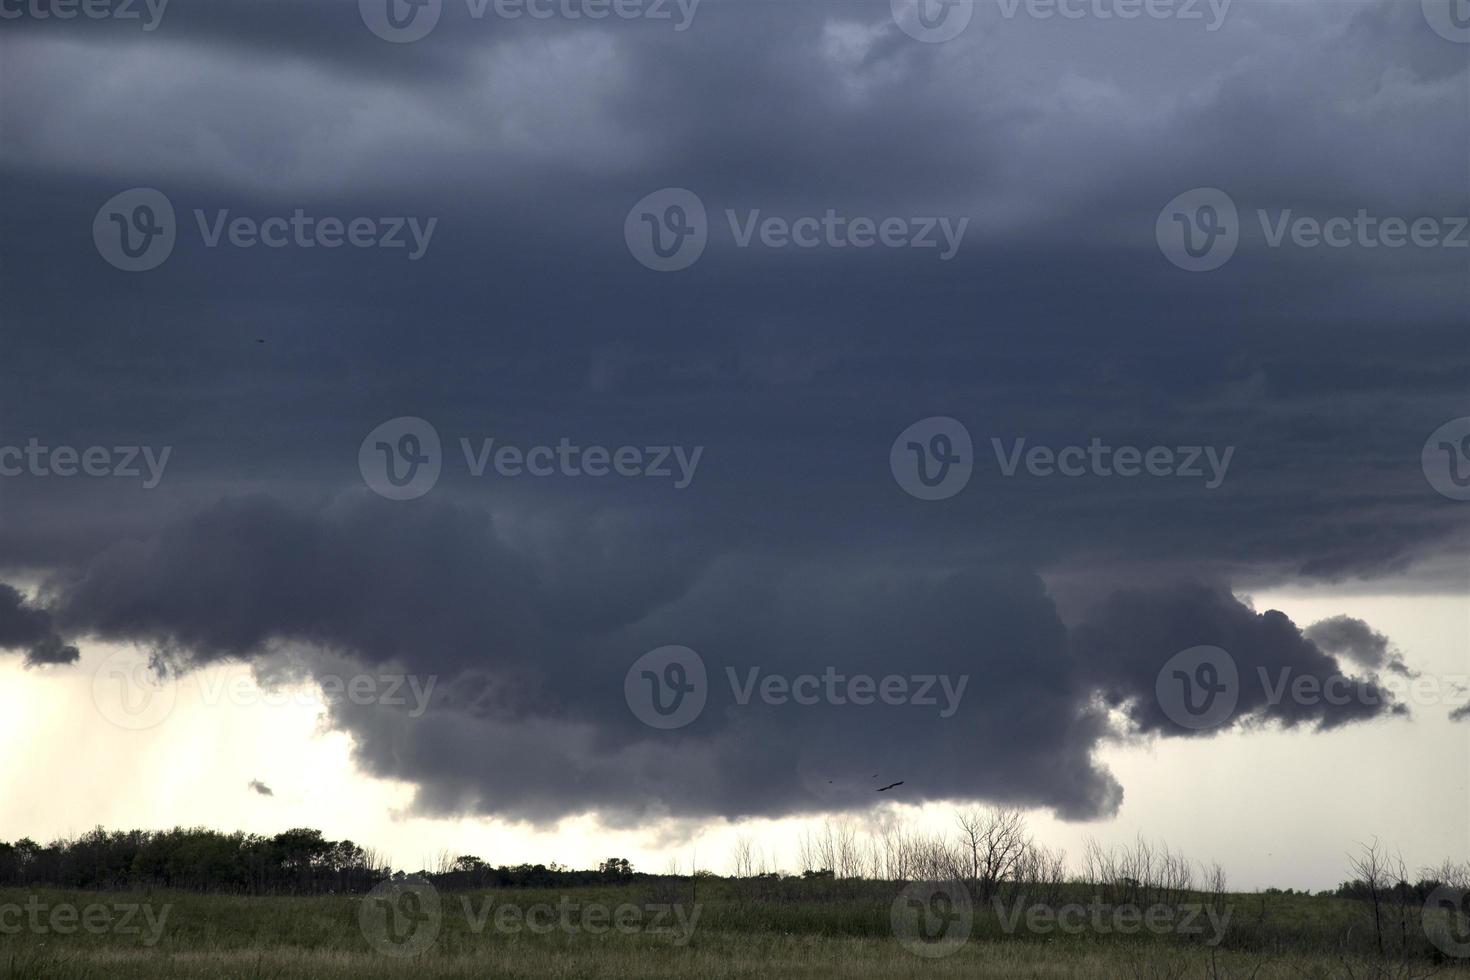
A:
[0,583,79,666]
[25,493,1411,827]
[1074,584,1407,736]
[1304,615,1415,677]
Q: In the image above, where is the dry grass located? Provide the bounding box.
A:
[2,886,1467,979]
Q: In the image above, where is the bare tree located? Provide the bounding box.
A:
[731,834,754,878]
[954,806,1031,900]
[1348,838,1410,961]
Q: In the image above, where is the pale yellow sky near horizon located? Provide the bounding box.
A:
[2,587,1465,893]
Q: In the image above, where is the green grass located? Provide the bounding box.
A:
[1,884,1465,979]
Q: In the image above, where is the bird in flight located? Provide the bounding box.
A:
[876,781,904,792]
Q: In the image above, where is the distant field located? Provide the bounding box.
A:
[2,884,1467,979]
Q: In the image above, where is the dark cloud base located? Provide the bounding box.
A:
[2,492,1413,825]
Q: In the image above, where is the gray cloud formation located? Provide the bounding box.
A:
[1075,585,1408,736]
[1304,615,1414,676]
[0,584,79,666]
[21,493,1412,825]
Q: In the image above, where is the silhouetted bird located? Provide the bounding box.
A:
[876,781,904,792]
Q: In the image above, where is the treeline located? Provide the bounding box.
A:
[0,826,644,895]
[748,807,1226,908]
[0,827,381,893]
[1333,847,1470,904]
[3,819,1464,913]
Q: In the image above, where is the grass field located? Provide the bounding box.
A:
[2,883,1467,980]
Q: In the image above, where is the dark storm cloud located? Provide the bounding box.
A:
[24,493,1407,823]
[0,583,79,666]
[1074,583,1408,736]
[0,0,1464,824]
[1304,615,1414,676]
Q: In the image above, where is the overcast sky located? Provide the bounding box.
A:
[0,0,1466,888]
